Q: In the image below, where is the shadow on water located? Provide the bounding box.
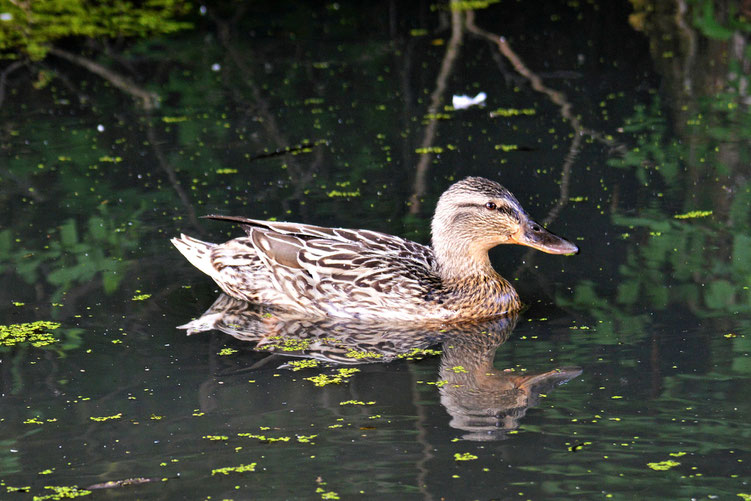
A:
[181,294,582,442]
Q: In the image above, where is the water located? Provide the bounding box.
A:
[2,1,750,499]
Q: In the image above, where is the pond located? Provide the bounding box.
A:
[1,1,750,499]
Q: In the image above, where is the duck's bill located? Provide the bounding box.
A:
[511,220,579,255]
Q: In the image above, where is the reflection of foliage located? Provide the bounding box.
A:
[689,0,751,40]
[578,77,751,320]
[613,210,750,316]
[0,321,84,361]
[0,0,192,60]
[606,89,751,186]
[0,18,410,303]
[0,205,143,301]
[606,98,680,187]
[631,0,751,41]
[557,280,652,344]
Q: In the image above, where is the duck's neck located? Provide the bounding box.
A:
[431,240,521,317]
[432,239,496,281]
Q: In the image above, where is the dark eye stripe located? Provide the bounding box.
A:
[454,202,519,222]
[498,206,519,222]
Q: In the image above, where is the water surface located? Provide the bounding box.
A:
[1,1,750,499]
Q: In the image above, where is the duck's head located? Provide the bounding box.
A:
[431,177,578,275]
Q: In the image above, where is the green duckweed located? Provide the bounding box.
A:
[89,413,122,422]
[304,368,359,387]
[647,460,680,471]
[0,321,60,348]
[211,463,257,476]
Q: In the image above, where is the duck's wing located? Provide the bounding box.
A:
[209,223,440,319]
[204,215,337,239]
[204,214,434,265]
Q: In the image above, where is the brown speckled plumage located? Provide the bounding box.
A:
[171,177,578,322]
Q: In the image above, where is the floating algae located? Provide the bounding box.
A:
[0,321,60,348]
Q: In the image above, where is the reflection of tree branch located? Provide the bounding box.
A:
[466,12,579,276]
[0,60,25,109]
[541,132,580,226]
[396,38,416,218]
[408,6,464,215]
[465,11,623,228]
[674,0,697,94]
[146,124,204,235]
[412,365,435,501]
[48,47,158,110]
[466,12,570,114]
[463,12,625,278]
[1,168,45,202]
[409,7,625,220]
[39,60,92,106]
[210,12,314,199]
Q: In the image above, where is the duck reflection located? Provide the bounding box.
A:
[438,315,582,440]
[180,294,581,440]
[179,294,446,363]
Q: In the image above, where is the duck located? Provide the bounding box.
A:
[171,176,578,322]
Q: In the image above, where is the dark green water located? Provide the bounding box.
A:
[1,1,750,499]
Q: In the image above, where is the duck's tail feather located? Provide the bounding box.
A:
[171,234,217,278]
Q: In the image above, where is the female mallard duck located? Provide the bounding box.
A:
[171,177,578,322]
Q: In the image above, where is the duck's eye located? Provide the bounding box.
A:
[531,224,541,232]
[485,202,497,211]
